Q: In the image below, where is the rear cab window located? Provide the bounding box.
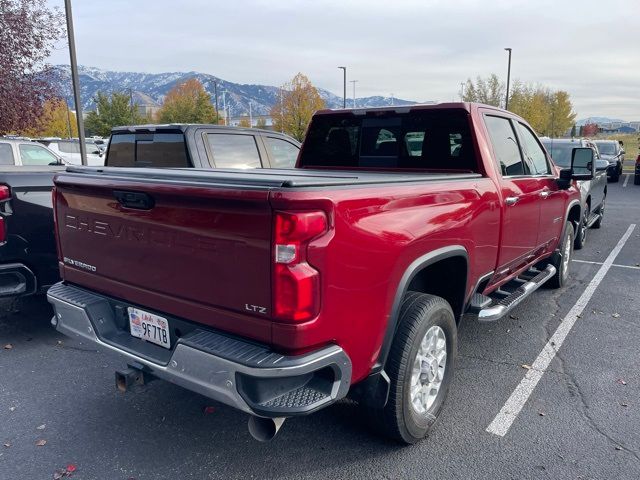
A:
[106,131,191,168]
[298,109,478,172]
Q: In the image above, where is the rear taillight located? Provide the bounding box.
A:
[273,210,327,322]
[0,185,10,244]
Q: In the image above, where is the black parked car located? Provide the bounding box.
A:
[594,140,624,182]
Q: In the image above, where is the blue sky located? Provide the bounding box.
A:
[47,0,640,119]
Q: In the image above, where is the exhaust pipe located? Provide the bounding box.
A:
[248,416,286,442]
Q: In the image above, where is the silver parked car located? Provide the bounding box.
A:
[0,138,64,166]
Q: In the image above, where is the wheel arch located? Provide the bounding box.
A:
[375,246,468,373]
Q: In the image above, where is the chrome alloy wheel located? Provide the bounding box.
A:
[409,325,447,415]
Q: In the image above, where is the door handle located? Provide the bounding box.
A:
[540,190,550,198]
[505,196,519,206]
[113,190,155,210]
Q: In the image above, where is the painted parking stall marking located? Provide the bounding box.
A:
[486,224,637,437]
[623,174,630,188]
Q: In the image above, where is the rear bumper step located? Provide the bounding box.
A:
[47,282,352,417]
[477,264,556,322]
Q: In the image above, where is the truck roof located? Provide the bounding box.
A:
[313,102,478,116]
[110,124,278,137]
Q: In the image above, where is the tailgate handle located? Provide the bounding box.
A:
[113,190,155,210]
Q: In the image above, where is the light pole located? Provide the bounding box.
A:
[222,91,227,125]
[390,93,394,106]
[214,82,219,124]
[338,67,346,108]
[249,101,253,127]
[63,0,87,165]
[460,82,465,100]
[504,47,512,110]
[350,80,358,108]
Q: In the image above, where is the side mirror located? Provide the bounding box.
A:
[595,159,609,171]
[571,147,594,180]
[621,149,625,155]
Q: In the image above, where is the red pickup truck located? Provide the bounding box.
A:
[47,103,593,444]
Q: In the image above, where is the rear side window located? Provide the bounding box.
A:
[107,132,190,168]
[19,144,58,166]
[206,134,262,169]
[57,141,80,154]
[299,110,477,171]
[484,115,526,176]
[264,137,299,168]
[0,143,14,165]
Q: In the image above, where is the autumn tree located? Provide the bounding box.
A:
[256,117,267,128]
[156,79,219,124]
[84,92,146,137]
[462,74,505,107]
[0,0,65,134]
[270,73,325,141]
[28,98,78,137]
[237,117,251,128]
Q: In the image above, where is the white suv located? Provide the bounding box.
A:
[0,138,64,166]
[37,139,104,166]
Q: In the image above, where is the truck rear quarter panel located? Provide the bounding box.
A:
[270,177,500,382]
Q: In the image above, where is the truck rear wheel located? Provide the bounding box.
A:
[373,292,457,444]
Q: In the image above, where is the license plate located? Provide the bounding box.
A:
[128,307,171,349]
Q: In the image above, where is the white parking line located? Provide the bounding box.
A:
[486,224,637,437]
[623,174,630,187]
[572,259,640,271]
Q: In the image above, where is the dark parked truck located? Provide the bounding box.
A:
[0,166,65,302]
[106,125,301,169]
[48,103,591,443]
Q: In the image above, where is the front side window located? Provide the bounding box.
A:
[206,134,261,169]
[484,115,526,176]
[264,137,299,168]
[19,144,58,166]
[0,143,14,165]
[516,123,550,175]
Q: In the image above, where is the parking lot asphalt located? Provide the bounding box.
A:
[1,169,639,480]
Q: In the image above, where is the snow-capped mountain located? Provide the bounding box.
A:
[48,65,418,115]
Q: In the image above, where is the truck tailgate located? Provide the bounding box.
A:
[53,170,274,332]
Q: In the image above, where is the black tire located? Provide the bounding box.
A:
[372,292,457,444]
[634,174,640,186]
[573,208,588,250]
[548,222,574,289]
[610,173,619,183]
[592,197,605,229]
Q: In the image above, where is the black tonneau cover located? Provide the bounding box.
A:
[62,166,481,189]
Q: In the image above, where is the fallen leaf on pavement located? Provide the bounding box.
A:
[509,314,518,320]
[617,378,627,386]
[203,406,216,415]
[538,411,546,416]
[612,313,621,318]
[621,402,628,407]
[3,344,12,350]
[521,364,532,370]
[36,424,46,430]
[3,442,10,448]
[53,469,65,480]
[615,446,623,451]
[9,407,15,412]
[65,464,77,474]
[35,439,46,447]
